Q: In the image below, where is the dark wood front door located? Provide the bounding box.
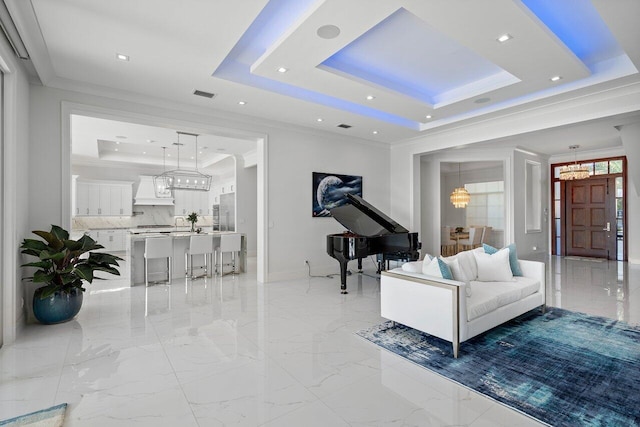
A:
[566,178,616,259]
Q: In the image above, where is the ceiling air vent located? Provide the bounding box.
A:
[337,123,352,129]
[193,89,215,99]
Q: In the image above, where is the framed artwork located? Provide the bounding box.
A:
[312,172,362,217]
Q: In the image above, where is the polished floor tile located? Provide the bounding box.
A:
[1,256,638,425]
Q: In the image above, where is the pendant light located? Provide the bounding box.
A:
[450,163,470,208]
[153,131,212,191]
[153,146,173,198]
[559,145,590,181]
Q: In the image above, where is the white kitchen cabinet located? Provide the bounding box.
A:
[75,182,101,215]
[174,190,210,216]
[106,185,133,216]
[74,180,133,216]
[91,229,126,252]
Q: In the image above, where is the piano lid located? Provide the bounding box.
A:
[329,194,409,237]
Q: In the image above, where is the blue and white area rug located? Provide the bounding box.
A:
[0,403,67,427]
[357,308,640,427]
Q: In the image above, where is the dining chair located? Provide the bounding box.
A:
[458,227,482,252]
[480,226,493,246]
[441,226,457,256]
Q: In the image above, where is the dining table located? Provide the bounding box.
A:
[450,230,469,254]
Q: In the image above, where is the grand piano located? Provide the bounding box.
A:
[327,194,420,293]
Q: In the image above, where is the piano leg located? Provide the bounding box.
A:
[339,260,348,294]
[357,258,363,273]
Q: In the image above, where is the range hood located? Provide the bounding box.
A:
[134,175,174,206]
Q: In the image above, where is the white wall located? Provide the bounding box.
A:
[512,150,549,259]
[235,157,257,257]
[392,81,640,264]
[1,43,31,344]
[27,85,390,288]
[418,148,513,257]
[264,126,390,280]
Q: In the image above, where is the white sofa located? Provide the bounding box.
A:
[380,247,545,358]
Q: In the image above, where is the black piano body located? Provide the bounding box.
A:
[326,194,420,293]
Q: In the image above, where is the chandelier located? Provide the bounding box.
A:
[153,131,212,192]
[153,146,173,198]
[559,145,590,181]
[450,163,470,208]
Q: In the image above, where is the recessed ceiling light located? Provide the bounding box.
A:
[238,101,247,105]
[142,151,146,154]
[167,154,171,157]
[373,130,379,135]
[550,75,562,82]
[497,34,512,43]
[199,151,203,154]
[277,67,288,73]
[190,156,194,160]
[317,118,323,122]
[115,148,118,152]
[115,141,120,145]
[146,139,155,143]
[366,95,375,100]
[116,53,129,61]
[425,115,432,119]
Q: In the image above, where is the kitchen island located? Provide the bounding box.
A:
[126,230,246,286]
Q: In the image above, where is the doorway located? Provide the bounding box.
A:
[551,157,626,260]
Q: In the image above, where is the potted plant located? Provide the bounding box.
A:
[187,211,198,232]
[20,225,122,324]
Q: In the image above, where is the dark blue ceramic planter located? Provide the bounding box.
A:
[33,287,83,324]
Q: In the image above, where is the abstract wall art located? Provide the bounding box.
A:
[312,172,362,217]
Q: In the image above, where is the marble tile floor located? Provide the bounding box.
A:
[1,256,638,426]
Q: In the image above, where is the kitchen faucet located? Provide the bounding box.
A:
[174,216,186,229]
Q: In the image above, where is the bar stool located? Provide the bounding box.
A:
[144,236,173,286]
[216,233,242,275]
[185,234,213,279]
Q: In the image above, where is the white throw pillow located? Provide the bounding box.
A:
[422,256,453,279]
[440,256,472,297]
[401,261,423,273]
[439,256,467,282]
[453,249,479,281]
[473,247,514,282]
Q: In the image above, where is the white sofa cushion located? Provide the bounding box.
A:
[513,276,540,299]
[422,256,453,279]
[467,277,541,321]
[483,243,523,276]
[439,256,472,297]
[473,247,514,282]
[401,260,424,273]
[442,249,479,281]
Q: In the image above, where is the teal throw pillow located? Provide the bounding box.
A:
[483,243,523,276]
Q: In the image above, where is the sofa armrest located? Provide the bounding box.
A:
[518,260,546,301]
[381,270,467,357]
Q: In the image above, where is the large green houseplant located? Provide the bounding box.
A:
[21,225,122,324]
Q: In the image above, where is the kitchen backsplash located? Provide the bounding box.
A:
[72,205,213,230]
